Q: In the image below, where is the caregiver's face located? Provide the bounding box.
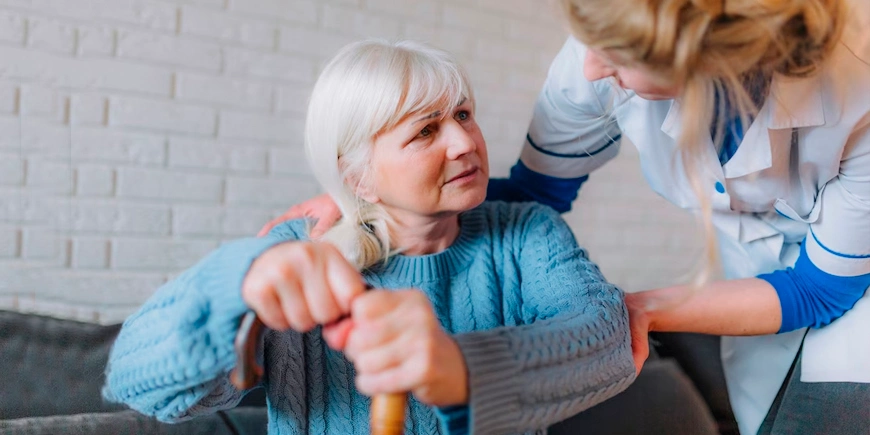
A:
[366,98,489,219]
[583,48,679,100]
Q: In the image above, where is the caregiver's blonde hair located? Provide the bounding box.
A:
[561,0,845,281]
[304,40,473,270]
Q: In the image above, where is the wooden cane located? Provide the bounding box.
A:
[230,310,407,435]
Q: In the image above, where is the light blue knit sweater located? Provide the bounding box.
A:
[103,201,635,434]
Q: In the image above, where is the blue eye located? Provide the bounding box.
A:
[418,125,433,137]
[456,110,470,121]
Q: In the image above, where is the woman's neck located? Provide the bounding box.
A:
[387,212,461,256]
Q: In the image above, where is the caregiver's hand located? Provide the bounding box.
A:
[625,292,653,375]
[329,289,468,407]
[241,241,366,332]
[258,193,342,238]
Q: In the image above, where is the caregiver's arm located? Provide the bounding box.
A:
[636,119,870,337]
[451,203,635,434]
[102,222,309,422]
[487,36,622,212]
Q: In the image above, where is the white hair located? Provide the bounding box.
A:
[304,39,473,270]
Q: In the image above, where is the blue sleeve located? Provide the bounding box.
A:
[435,405,470,435]
[103,220,309,422]
[486,160,588,213]
[759,242,870,333]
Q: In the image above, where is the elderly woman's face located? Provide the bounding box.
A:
[364,98,489,219]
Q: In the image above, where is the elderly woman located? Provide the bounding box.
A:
[102,40,635,435]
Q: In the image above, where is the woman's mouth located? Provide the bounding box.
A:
[446,167,479,185]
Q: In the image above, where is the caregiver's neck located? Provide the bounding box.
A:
[387,211,461,256]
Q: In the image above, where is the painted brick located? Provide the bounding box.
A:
[0,46,172,96]
[0,191,25,222]
[365,0,439,19]
[505,17,566,47]
[14,298,100,324]
[168,137,226,169]
[77,25,115,57]
[4,270,165,306]
[71,237,108,269]
[443,4,504,36]
[476,0,543,21]
[230,146,267,173]
[27,17,76,54]
[223,207,273,236]
[116,167,223,202]
[278,26,355,58]
[169,137,266,173]
[172,204,223,236]
[21,229,67,263]
[274,85,309,114]
[225,176,318,206]
[0,0,178,31]
[109,96,216,135]
[0,153,24,185]
[219,110,301,142]
[181,6,276,49]
[19,119,70,158]
[76,164,114,197]
[0,10,25,44]
[401,23,474,56]
[117,30,222,71]
[268,147,310,176]
[112,238,217,270]
[176,72,272,110]
[71,127,165,165]
[322,5,401,39]
[70,94,106,125]
[0,227,20,257]
[0,117,19,151]
[26,159,73,194]
[224,47,315,83]
[66,201,170,235]
[474,38,539,69]
[228,0,317,24]
[0,82,18,114]
[20,85,64,121]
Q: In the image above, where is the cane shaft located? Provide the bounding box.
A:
[371,393,407,435]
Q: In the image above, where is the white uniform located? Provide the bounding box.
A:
[520,2,870,433]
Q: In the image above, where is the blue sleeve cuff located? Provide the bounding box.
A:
[486,160,588,213]
[435,405,470,435]
[759,242,870,333]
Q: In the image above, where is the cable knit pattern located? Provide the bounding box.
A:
[103,201,635,435]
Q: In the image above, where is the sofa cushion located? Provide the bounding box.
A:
[0,408,267,435]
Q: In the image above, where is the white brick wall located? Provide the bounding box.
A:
[0,0,705,324]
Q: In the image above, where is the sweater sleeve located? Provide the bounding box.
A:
[451,204,636,434]
[102,220,309,422]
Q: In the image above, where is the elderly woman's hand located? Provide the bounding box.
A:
[625,292,653,375]
[241,241,367,332]
[336,289,468,407]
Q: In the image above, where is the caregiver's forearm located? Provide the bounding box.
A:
[641,278,782,335]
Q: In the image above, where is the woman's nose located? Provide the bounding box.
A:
[583,50,616,82]
[443,121,476,160]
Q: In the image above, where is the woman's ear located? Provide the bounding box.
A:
[345,170,380,204]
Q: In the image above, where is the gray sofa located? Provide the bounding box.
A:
[0,309,732,435]
[0,310,268,435]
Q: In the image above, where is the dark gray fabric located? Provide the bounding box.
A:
[651,332,739,435]
[548,358,719,435]
[0,310,268,434]
[758,352,870,435]
[0,408,266,435]
[0,310,126,419]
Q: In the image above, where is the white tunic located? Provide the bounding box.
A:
[519,2,870,433]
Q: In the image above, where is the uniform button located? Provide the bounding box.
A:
[715,181,725,193]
